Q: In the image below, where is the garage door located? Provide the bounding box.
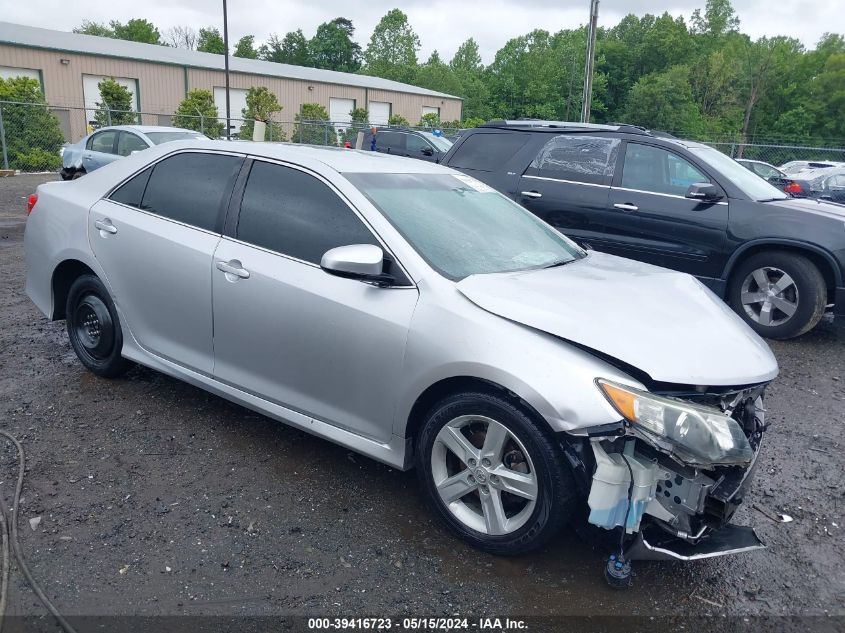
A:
[82,74,138,129]
[369,101,391,126]
[214,87,249,135]
[0,66,41,86]
[422,106,440,117]
[329,98,355,125]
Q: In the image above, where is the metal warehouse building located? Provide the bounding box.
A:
[0,21,462,141]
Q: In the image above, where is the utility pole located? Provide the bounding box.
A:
[581,0,599,123]
[222,0,231,139]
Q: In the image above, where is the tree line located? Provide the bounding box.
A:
[66,0,845,145]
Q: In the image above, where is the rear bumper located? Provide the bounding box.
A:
[625,522,765,561]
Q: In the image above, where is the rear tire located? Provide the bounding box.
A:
[416,391,576,555]
[66,275,132,378]
[728,251,826,339]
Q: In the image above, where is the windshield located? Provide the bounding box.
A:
[145,131,207,144]
[345,172,585,280]
[689,146,788,201]
[420,132,453,152]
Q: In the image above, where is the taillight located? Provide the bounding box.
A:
[785,182,802,194]
[26,193,38,215]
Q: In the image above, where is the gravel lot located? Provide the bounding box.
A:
[0,174,843,628]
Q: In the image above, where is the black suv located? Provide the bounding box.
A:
[361,128,453,163]
[440,121,845,339]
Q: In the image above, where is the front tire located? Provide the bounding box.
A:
[66,275,132,378]
[416,391,576,555]
[728,251,826,339]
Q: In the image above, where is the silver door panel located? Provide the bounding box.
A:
[211,238,419,443]
[89,199,219,373]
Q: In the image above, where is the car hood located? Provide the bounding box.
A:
[761,196,845,217]
[456,252,778,386]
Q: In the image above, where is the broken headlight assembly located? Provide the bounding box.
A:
[596,379,753,467]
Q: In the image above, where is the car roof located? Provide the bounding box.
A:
[96,125,202,134]
[153,139,455,174]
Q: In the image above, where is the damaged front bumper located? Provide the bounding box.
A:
[580,384,769,561]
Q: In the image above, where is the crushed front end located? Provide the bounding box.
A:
[576,381,770,561]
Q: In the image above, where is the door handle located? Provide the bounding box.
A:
[613,203,639,212]
[94,218,117,234]
[216,260,250,279]
[521,191,542,199]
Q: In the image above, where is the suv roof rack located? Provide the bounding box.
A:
[480,120,656,136]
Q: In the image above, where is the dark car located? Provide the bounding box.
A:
[440,121,845,339]
[788,167,845,204]
[361,128,452,163]
[736,159,802,195]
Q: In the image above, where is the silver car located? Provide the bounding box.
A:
[25,141,778,562]
[60,125,207,180]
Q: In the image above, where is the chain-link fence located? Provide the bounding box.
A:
[1,99,842,173]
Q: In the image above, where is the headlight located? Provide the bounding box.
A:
[597,379,753,467]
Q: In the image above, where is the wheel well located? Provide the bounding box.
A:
[728,245,836,304]
[404,376,556,460]
[51,260,95,320]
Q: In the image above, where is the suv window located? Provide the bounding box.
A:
[109,166,152,207]
[376,131,405,152]
[526,135,620,185]
[621,143,709,196]
[140,152,242,232]
[117,132,149,157]
[406,134,433,155]
[237,161,378,264]
[88,130,117,154]
[448,132,531,172]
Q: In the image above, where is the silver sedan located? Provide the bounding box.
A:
[25,140,778,561]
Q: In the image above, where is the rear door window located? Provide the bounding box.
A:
[88,130,117,154]
[376,131,405,153]
[448,132,531,172]
[109,167,152,207]
[116,132,149,156]
[139,152,242,232]
[236,161,378,264]
[525,135,620,185]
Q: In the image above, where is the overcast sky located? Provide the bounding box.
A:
[6,1,843,63]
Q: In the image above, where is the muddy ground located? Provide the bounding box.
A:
[0,174,842,629]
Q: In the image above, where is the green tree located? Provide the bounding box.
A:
[309,18,362,72]
[74,18,162,44]
[239,87,285,141]
[293,103,336,145]
[415,51,462,97]
[111,19,161,44]
[362,9,420,83]
[623,65,704,136]
[259,31,311,66]
[73,21,113,37]
[197,27,226,54]
[0,77,65,171]
[234,35,258,59]
[93,78,135,127]
[388,114,409,127]
[808,53,845,139]
[449,39,493,121]
[341,107,369,145]
[691,0,740,37]
[173,89,223,137]
[418,112,440,128]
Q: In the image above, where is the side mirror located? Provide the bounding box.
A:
[685,182,724,202]
[320,244,394,286]
[421,146,434,156]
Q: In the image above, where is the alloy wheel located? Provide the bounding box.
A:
[740,266,799,327]
[430,415,538,536]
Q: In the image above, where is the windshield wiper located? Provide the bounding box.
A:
[544,259,575,269]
